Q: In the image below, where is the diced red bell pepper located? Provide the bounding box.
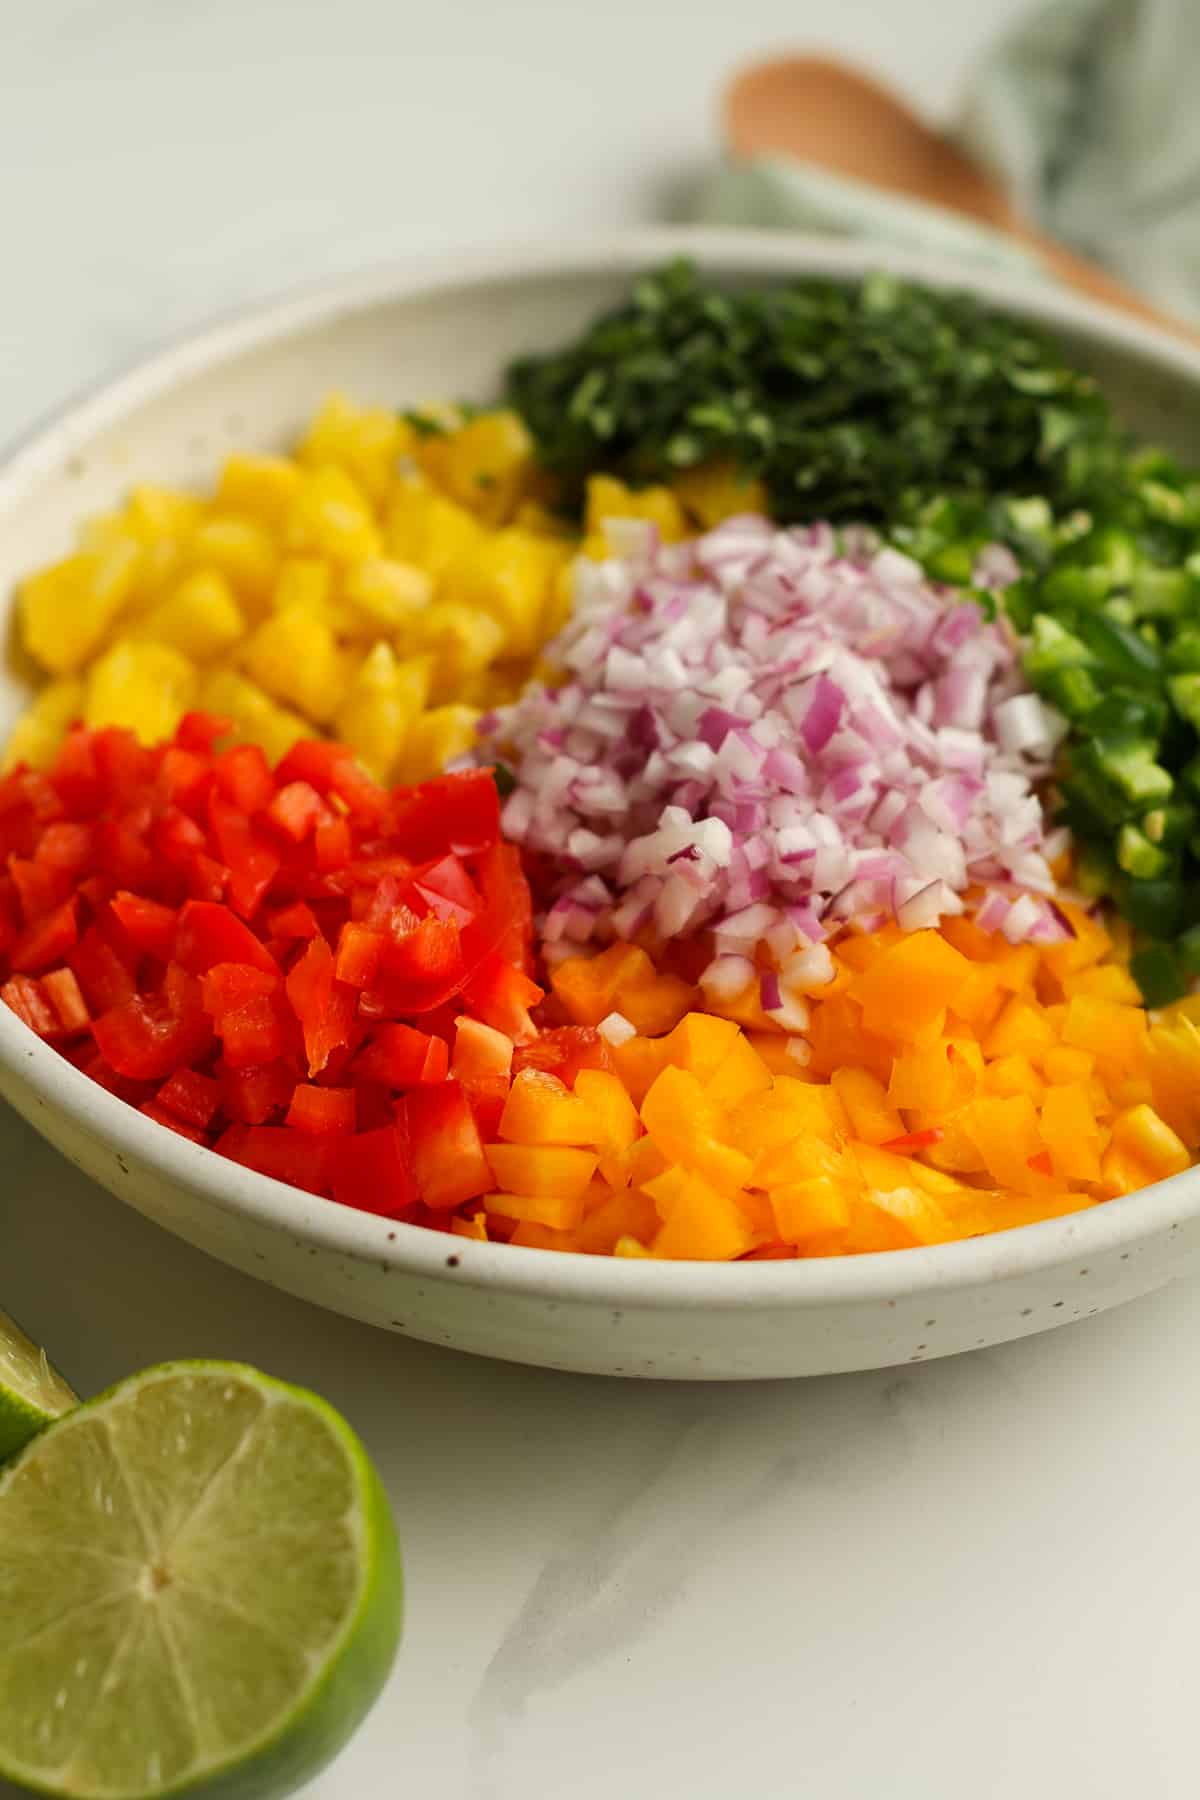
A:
[472,840,534,970]
[175,901,279,976]
[219,1058,297,1125]
[377,916,466,1013]
[69,924,137,1012]
[207,792,281,920]
[201,962,280,1017]
[450,1016,514,1138]
[334,922,383,990]
[399,1081,492,1210]
[388,769,500,860]
[92,728,154,801]
[110,893,178,962]
[267,901,322,942]
[2,974,58,1038]
[93,986,212,1082]
[287,1084,356,1136]
[462,953,542,1044]
[313,812,353,872]
[351,1023,449,1088]
[275,741,389,824]
[266,781,324,843]
[155,1067,222,1130]
[214,743,274,815]
[216,1124,335,1195]
[98,816,158,892]
[176,710,230,752]
[213,996,289,1069]
[285,935,357,1077]
[140,1099,208,1145]
[157,746,212,809]
[879,1127,946,1155]
[184,852,230,904]
[327,1124,418,1218]
[34,821,95,874]
[9,857,75,924]
[40,967,90,1036]
[411,853,483,925]
[48,728,103,815]
[10,898,79,974]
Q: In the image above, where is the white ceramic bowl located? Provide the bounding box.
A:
[4,229,1200,1380]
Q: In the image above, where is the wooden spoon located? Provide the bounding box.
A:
[723,54,1200,346]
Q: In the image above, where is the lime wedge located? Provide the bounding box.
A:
[0,1308,76,1463]
[0,1361,402,1800]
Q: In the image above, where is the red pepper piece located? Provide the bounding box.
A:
[327,1124,418,1217]
[207,792,281,920]
[175,901,279,976]
[69,924,137,1012]
[9,858,75,924]
[388,769,500,861]
[350,1023,449,1089]
[266,781,325,843]
[411,853,483,925]
[399,1081,492,1210]
[93,986,212,1082]
[267,901,322,942]
[472,840,533,970]
[10,898,79,974]
[215,1124,335,1196]
[175,711,230,752]
[155,1067,222,1131]
[287,1084,357,1136]
[313,813,353,872]
[218,1058,296,1125]
[214,743,274,814]
[513,1024,610,1084]
[285,935,357,1076]
[110,893,178,962]
[49,728,103,815]
[200,962,280,1017]
[275,742,389,824]
[377,916,465,1013]
[99,816,159,892]
[2,974,58,1037]
[461,953,542,1044]
[140,1100,208,1145]
[40,967,90,1036]
[333,922,383,990]
[1027,1149,1055,1177]
[157,746,212,809]
[92,728,154,802]
[33,821,95,874]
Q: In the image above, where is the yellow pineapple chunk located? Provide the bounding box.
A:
[285,466,381,564]
[187,515,278,609]
[417,410,535,525]
[138,569,245,661]
[19,543,141,673]
[334,642,430,782]
[672,459,768,527]
[382,473,485,577]
[340,558,433,636]
[199,669,309,764]
[1,677,84,772]
[271,556,334,618]
[402,704,481,781]
[297,393,409,504]
[85,642,197,744]
[413,602,507,700]
[216,453,302,528]
[241,609,349,724]
[439,530,566,658]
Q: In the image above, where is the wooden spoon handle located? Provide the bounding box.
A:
[722,53,1200,350]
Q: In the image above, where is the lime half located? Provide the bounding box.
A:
[0,1308,76,1463]
[0,1361,402,1800]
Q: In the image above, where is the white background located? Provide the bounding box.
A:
[6,3,1197,1797]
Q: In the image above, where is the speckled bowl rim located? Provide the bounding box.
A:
[2,226,1198,1312]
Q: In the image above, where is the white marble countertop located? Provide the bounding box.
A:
[5,3,1196,1796]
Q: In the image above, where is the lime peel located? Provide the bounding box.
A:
[0,1360,402,1800]
[0,1308,76,1464]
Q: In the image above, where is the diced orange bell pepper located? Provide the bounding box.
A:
[485,1143,599,1200]
[1039,1083,1105,1183]
[849,930,973,1042]
[651,1172,759,1261]
[770,1176,851,1246]
[640,1065,754,1193]
[830,1067,904,1145]
[960,1094,1046,1194]
[497,1067,602,1146]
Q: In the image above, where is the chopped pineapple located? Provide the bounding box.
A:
[85,642,197,744]
[412,602,507,700]
[199,669,310,764]
[241,609,349,724]
[298,392,410,503]
[19,544,141,674]
[334,642,432,782]
[416,409,535,525]
[187,515,278,609]
[439,529,567,658]
[382,473,485,576]
[216,454,302,528]
[137,569,245,661]
[285,466,381,564]
[340,558,433,636]
[671,459,768,527]
[403,704,482,782]
[1,677,84,772]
